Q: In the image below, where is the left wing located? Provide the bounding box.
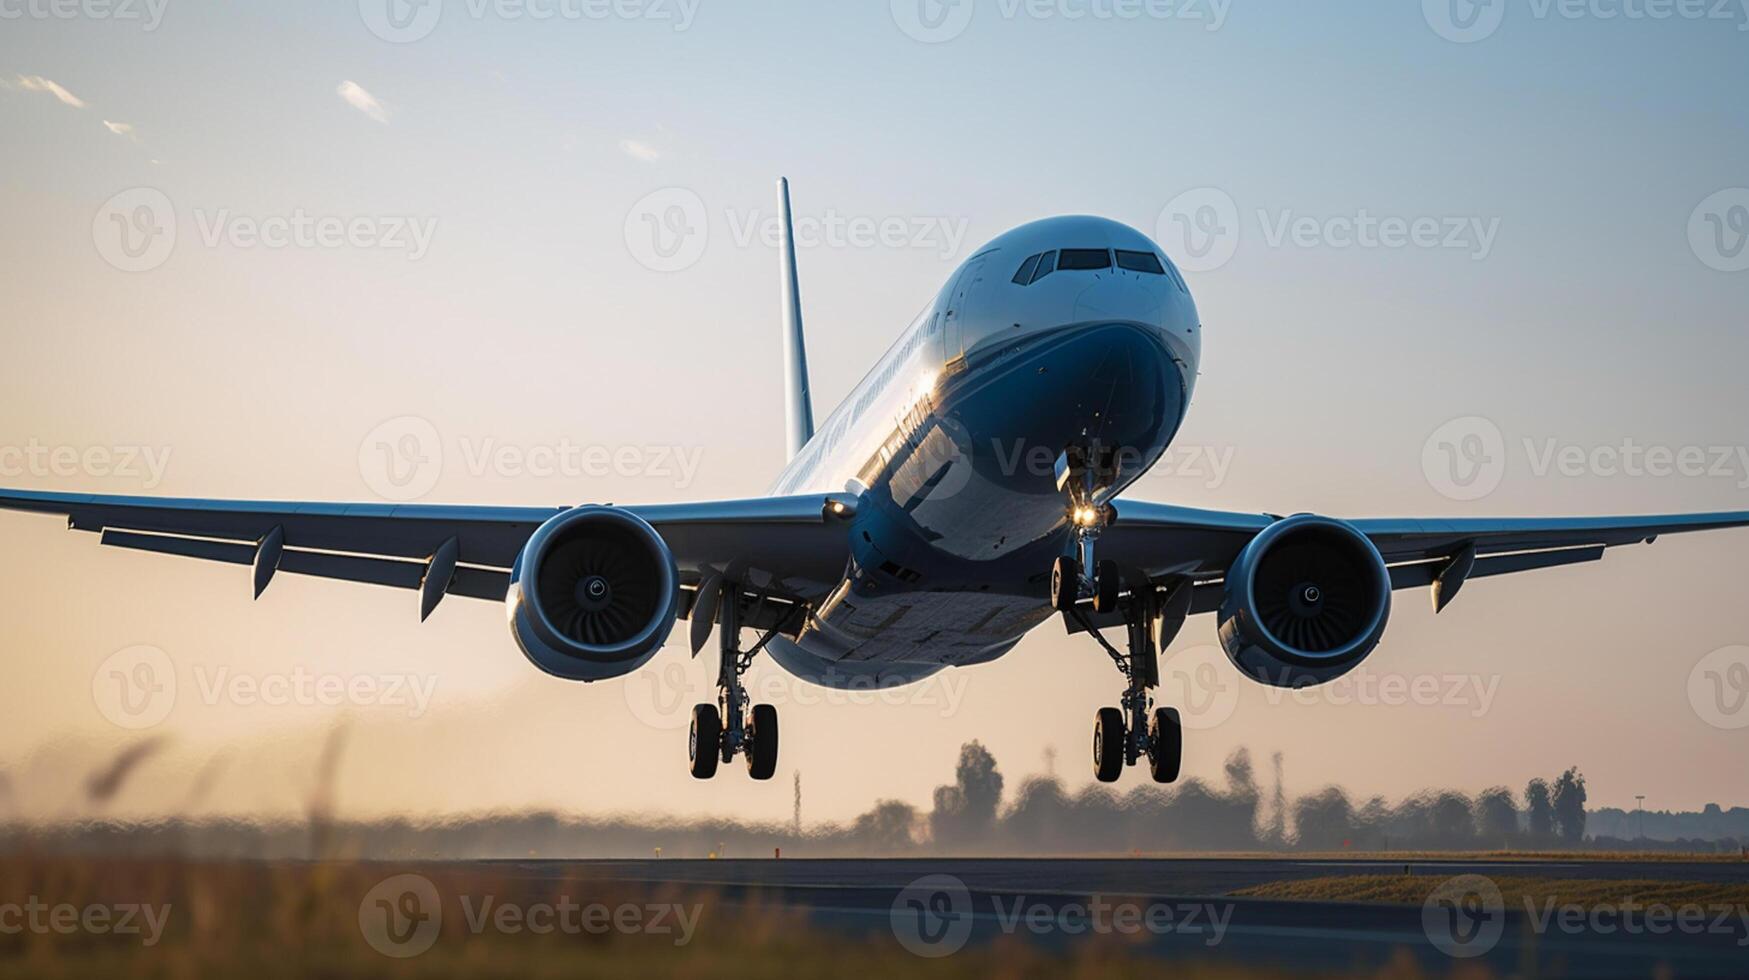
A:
[1096,500,1749,618]
[0,488,855,619]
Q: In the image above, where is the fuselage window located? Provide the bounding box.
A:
[1057,248,1112,271]
[1012,253,1041,285]
[1115,249,1166,275]
[1029,250,1058,284]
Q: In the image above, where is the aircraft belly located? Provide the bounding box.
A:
[801,588,1052,666]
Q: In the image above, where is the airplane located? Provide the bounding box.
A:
[6,178,1748,785]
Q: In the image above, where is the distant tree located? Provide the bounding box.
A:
[1475,787,1519,845]
[1553,768,1588,844]
[929,742,1003,847]
[1293,788,1356,850]
[1525,778,1555,841]
[1430,793,1478,848]
[852,801,918,854]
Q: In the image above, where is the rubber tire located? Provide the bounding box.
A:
[745,704,779,781]
[1148,707,1183,784]
[689,703,721,780]
[1093,560,1121,615]
[1051,556,1081,612]
[1093,706,1125,783]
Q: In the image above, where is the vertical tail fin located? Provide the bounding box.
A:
[778,177,814,460]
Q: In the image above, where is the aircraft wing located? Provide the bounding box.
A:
[1097,500,1749,617]
[0,488,855,617]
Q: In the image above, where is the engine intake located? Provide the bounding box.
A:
[1217,515,1391,688]
[508,506,680,682]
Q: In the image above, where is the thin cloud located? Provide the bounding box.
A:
[337,80,389,124]
[618,138,664,162]
[103,120,139,140]
[9,75,86,109]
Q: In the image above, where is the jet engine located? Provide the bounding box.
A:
[1217,515,1391,688]
[507,506,681,682]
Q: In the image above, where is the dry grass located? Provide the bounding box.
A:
[0,856,1479,979]
[1232,875,1749,908]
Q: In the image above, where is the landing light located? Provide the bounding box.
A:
[1073,506,1100,527]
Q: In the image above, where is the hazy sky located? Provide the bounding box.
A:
[1,1,1746,827]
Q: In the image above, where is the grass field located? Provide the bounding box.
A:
[0,856,1491,979]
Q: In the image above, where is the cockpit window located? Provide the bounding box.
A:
[1057,248,1112,271]
[1161,254,1188,293]
[1012,253,1041,285]
[1029,250,1058,284]
[1115,249,1166,275]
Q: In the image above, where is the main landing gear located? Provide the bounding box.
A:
[689,581,780,781]
[1050,445,1185,784]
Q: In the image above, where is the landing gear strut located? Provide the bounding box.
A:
[1052,444,1184,784]
[689,582,781,781]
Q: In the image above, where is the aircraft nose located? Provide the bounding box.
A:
[1074,280,1162,326]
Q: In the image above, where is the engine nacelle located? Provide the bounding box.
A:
[507,506,681,682]
[1217,515,1391,688]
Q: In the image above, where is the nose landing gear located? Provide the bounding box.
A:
[1052,444,1187,783]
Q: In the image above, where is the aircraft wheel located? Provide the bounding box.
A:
[1093,706,1125,783]
[1051,556,1081,612]
[1147,707,1183,784]
[689,703,721,779]
[1093,560,1121,614]
[745,704,779,781]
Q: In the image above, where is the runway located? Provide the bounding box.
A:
[481,857,1749,978]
